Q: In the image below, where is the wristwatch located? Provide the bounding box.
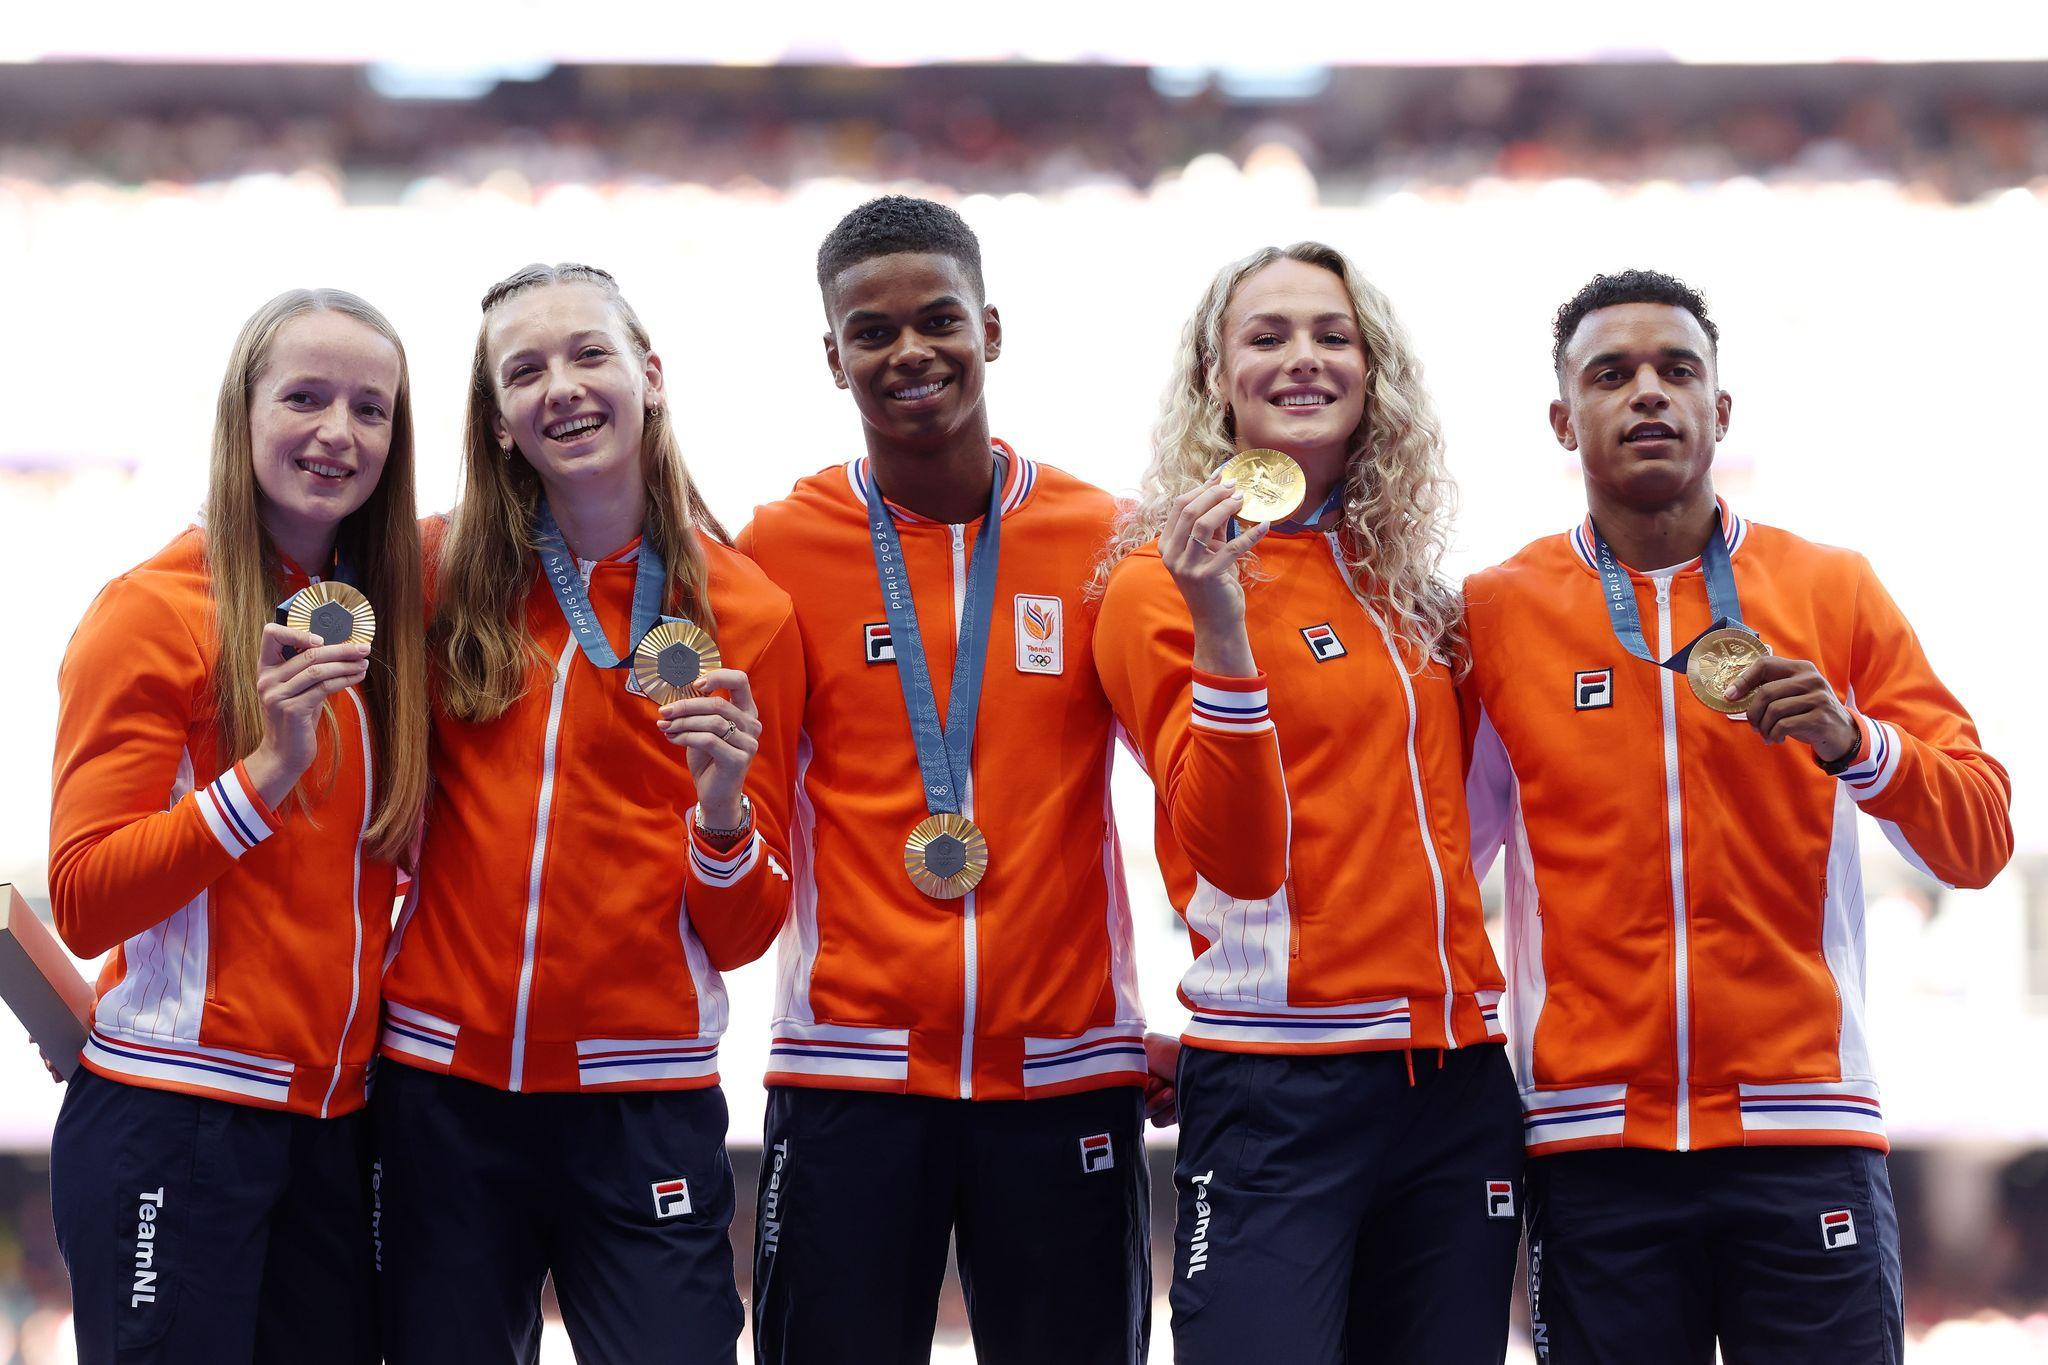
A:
[695,794,753,844]
[1816,723,1865,777]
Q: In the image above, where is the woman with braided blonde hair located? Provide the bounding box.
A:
[1093,243,1522,1363]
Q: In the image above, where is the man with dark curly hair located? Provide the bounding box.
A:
[737,196,1157,1365]
[1460,269,2012,1363]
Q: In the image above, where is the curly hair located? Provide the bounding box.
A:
[816,195,985,302]
[1551,268,1718,375]
[1097,242,1463,671]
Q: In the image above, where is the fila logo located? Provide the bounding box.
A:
[1079,1132,1114,1173]
[652,1178,693,1220]
[1821,1209,1857,1250]
[1015,595,1064,675]
[1574,669,1613,711]
[1485,1179,1516,1220]
[863,623,896,666]
[1301,623,1347,662]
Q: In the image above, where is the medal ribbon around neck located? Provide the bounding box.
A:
[534,500,669,670]
[1220,482,1335,540]
[867,455,1005,898]
[1270,479,1346,535]
[1590,505,1750,675]
[1227,479,1344,540]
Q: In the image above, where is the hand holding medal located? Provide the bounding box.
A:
[1590,508,1785,718]
[633,619,721,706]
[1685,626,1770,714]
[243,614,373,809]
[1161,467,1272,628]
[1720,652,1862,763]
[654,663,762,820]
[1216,448,1307,523]
[276,581,376,657]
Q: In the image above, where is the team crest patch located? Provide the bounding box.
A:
[1574,669,1613,710]
[1485,1179,1516,1219]
[1301,623,1347,662]
[652,1178,693,1219]
[863,623,896,666]
[1079,1133,1115,1173]
[1821,1209,1857,1250]
[1015,595,1064,675]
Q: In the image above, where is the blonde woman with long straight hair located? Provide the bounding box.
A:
[47,288,426,1364]
[374,263,803,1365]
[1092,243,1523,1363]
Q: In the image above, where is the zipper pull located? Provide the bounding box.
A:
[1655,577,1672,605]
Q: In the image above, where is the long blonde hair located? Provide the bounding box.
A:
[1100,242,1463,669]
[205,289,428,864]
[433,263,727,720]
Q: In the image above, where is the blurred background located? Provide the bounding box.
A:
[4,8,2048,1360]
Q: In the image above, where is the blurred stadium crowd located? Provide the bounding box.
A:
[3,62,2047,201]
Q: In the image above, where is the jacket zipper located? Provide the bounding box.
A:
[320,686,374,1117]
[510,637,578,1091]
[1325,535,1455,1042]
[951,522,979,1100]
[1654,576,1693,1150]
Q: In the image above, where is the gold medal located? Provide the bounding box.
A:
[1217,448,1307,523]
[1686,626,1770,713]
[632,619,721,706]
[903,814,990,900]
[280,581,375,651]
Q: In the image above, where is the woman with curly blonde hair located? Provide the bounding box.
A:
[1093,242,1522,1363]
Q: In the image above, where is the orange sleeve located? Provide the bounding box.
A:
[1457,581,1516,880]
[48,576,283,958]
[682,605,805,971]
[1093,553,1289,901]
[1827,557,2012,889]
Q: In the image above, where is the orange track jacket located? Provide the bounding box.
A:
[738,447,1146,1101]
[1097,530,1508,1054]
[380,519,803,1093]
[1463,504,2012,1155]
[50,529,388,1117]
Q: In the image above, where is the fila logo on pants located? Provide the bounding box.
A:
[1821,1208,1857,1250]
[1485,1179,1516,1219]
[652,1178,693,1220]
[1078,1132,1114,1174]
